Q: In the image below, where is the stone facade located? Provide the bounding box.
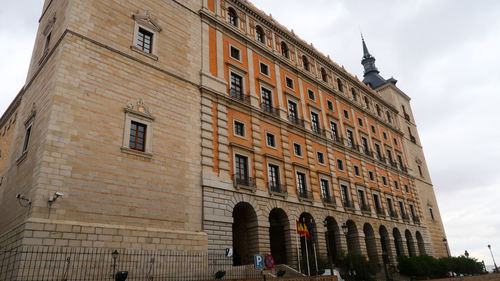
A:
[0,0,447,278]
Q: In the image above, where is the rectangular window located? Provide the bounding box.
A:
[368,171,374,181]
[373,194,381,211]
[387,197,394,213]
[341,184,349,205]
[327,100,334,111]
[288,101,298,120]
[137,28,153,53]
[371,125,376,134]
[268,164,280,189]
[260,62,269,76]
[129,121,146,152]
[234,121,245,137]
[418,165,423,177]
[394,180,399,189]
[383,132,387,140]
[343,109,349,119]
[320,179,330,198]
[285,77,294,89]
[358,190,366,208]
[393,138,398,146]
[354,165,360,176]
[337,159,344,171]
[22,125,32,153]
[405,184,409,193]
[293,143,302,157]
[362,137,369,153]
[317,151,325,164]
[235,154,249,183]
[346,129,355,148]
[410,204,415,217]
[266,132,276,147]
[398,155,404,168]
[386,149,393,162]
[399,201,405,215]
[261,87,273,112]
[382,176,387,186]
[429,208,435,220]
[230,46,241,60]
[296,172,307,194]
[230,73,243,99]
[307,89,315,100]
[330,122,338,140]
[311,112,320,133]
[375,143,382,159]
[358,117,363,127]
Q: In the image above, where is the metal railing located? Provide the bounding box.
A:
[331,136,344,145]
[343,200,354,209]
[261,104,279,117]
[360,204,371,212]
[233,174,256,188]
[288,115,305,127]
[389,161,398,168]
[376,207,385,216]
[229,89,251,104]
[377,154,386,163]
[269,183,287,196]
[0,247,267,281]
[297,190,313,200]
[322,195,335,205]
[402,213,410,221]
[401,165,408,173]
[363,148,373,157]
[389,210,398,219]
[412,215,420,224]
[311,127,326,137]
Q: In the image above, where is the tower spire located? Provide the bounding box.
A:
[361,33,372,60]
[361,34,379,75]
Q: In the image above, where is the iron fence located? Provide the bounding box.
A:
[0,246,282,281]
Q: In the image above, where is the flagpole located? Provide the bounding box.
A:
[303,218,310,276]
[313,242,318,274]
[296,221,301,273]
[311,225,319,274]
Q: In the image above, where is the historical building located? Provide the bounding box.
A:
[0,0,447,277]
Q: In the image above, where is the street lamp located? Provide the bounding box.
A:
[488,245,499,273]
[442,238,450,257]
[341,223,353,278]
[112,250,119,279]
[323,219,334,275]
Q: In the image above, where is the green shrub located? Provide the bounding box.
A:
[398,255,485,279]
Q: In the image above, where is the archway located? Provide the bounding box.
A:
[269,208,288,264]
[405,230,417,257]
[299,212,317,275]
[393,228,404,257]
[379,225,394,263]
[232,202,259,265]
[416,231,426,256]
[324,216,341,261]
[346,220,361,254]
[364,223,379,265]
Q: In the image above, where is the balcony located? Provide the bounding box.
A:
[261,104,280,117]
[410,135,416,144]
[363,148,373,157]
[402,213,410,221]
[360,204,371,213]
[389,210,398,219]
[233,174,256,188]
[289,115,305,128]
[269,183,287,196]
[377,154,386,163]
[347,141,359,151]
[343,199,354,209]
[229,89,251,104]
[322,194,335,205]
[401,165,408,173]
[376,207,385,217]
[332,135,344,145]
[311,126,327,137]
[389,160,398,168]
[298,190,314,201]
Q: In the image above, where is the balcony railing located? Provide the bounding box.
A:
[229,89,251,104]
[363,148,373,157]
[297,190,313,200]
[269,183,287,196]
[343,199,354,209]
[376,207,385,216]
[233,174,256,188]
[322,195,335,205]
[360,204,371,212]
[377,154,386,163]
[402,213,410,221]
[389,161,398,168]
[261,104,280,117]
[389,210,398,219]
[332,136,344,145]
[347,142,359,151]
[404,113,410,121]
[401,165,408,173]
[312,127,327,137]
[410,135,416,144]
[289,115,305,128]
[412,215,420,224]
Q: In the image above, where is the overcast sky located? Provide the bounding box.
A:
[1,0,500,267]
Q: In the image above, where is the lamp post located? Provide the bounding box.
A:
[323,220,334,276]
[442,238,450,258]
[342,223,353,278]
[112,250,119,279]
[488,245,499,273]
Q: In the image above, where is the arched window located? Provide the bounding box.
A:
[321,68,328,82]
[336,78,343,92]
[376,104,381,116]
[351,88,357,101]
[302,55,310,71]
[364,96,370,109]
[281,41,289,59]
[255,25,265,44]
[227,8,238,27]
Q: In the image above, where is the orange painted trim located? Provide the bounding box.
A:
[211,101,219,173]
[209,26,217,77]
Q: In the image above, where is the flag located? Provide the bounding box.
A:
[296,220,311,240]
[310,225,316,243]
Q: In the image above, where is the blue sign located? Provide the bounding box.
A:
[254,254,265,269]
[225,248,233,257]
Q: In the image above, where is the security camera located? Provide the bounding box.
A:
[54,192,64,197]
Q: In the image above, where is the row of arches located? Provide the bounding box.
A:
[231,202,427,270]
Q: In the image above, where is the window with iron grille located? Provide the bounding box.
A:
[330,122,338,140]
[129,121,146,152]
[228,8,238,26]
[293,143,302,157]
[373,194,381,210]
[320,179,330,198]
[288,101,298,120]
[230,73,243,98]
[268,164,280,188]
[311,112,320,132]
[234,121,245,137]
[358,190,366,207]
[261,88,272,111]
[327,100,334,111]
[341,184,349,204]
[296,172,307,194]
[137,28,153,53]
[260,62,269,75]
[266,133,276,147]
[317,151,325,164]
[230,46,240,60]
[347,130,355,147]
